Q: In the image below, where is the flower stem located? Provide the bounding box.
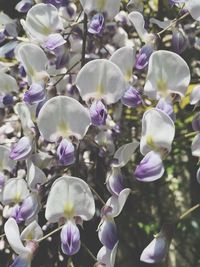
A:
[179,203,200,220]
[37,225,63,243]
[82,242,97,261]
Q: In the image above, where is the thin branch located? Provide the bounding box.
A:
[81,13,88,67]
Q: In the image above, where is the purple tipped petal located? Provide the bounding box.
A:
[156,99,175,121]
[9,136,32,161]
[135,44,154,70]
[121,87,142,108]
[90,100,107,126]
[15,0,33,13]
[98,220,118,250]
[60,220,81,256]
[12,195,39,223]
[43,33,66,51]
[134,151,164,182]
[88,13,104,35]
[106,168,124,196]
[23,83,46,105]
[140,224,174,263]
[57,139,75,166]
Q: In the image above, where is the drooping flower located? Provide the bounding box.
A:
[144,50,190,100]
[37,96,91,142]
[76,59,126,105]
[140,224,174,263]
[5,218,43,267]
[45,176,95,255]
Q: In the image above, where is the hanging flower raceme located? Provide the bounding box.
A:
[45,176,95,255]
[140,223,174,263]
[134,108,175,182]
[4,218,43,267]
[21,3,65,47]
[79,0,121,19]
[144,50,190,100]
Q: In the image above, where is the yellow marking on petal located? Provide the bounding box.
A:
[58,121,69,137]
[64,202,75,219]
[14,193,21,203]
[125,69,132,82]
[146,135,157,150]
[41,27,52,35]
[96,84,105,97]
[97,0,106,11]
[157,79,168,97]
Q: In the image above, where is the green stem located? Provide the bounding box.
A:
[179,203,200,220]
[82,242,97,261]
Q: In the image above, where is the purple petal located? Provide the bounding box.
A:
[60,220,81,256]
[98,220,118,250]
[43,33,66,51]
[156,99,175,121]
[121,86,142,108]
[23,83,46,105]
[88,13,104,35]
[57,139,75,166]
[134,151,164,182]
[90,100,107,126]
[135,44,154,70]
[10,255,30,267]
[9,136,32,161]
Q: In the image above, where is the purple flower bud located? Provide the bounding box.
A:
[88,13,104,35]
[134,151,164,182]
[43,33,66,51]
[90,100,107,126]
[10,136,32,161]
[57,139,75,166]
[18,65,26,77]
[23,83,46,105]
[172,28,187,54]
[140,223,174,263]
[135,44,154,70]
[60,220,81,256]
[12,195,39,223]
[2,94,14,106]
[98,220,118,250]
[106,168,124,196]
[0,172,5,189]
[121,87,142,108]
[192,112,200,131]
[156,99,175,121]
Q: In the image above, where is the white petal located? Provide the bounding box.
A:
[45,176,95,223]
[0,72,18,94]
[97,242,118,267]
[76,59,126,105]
[140,108,175,155]
[15,43,48,84]
[112,141,139,167]
[190,85,200,105]
[150,18,171,29]
[128,11,149,41]
[21,3,63,42]
[186,0,200,21]
[26,160,47,191]
[79,0,121,19]
[110,46,136,82]
[3,178,29,205]
[14,102,35,136]
[105,188,131,217]
[0,145,16,172]
[191,134,200,157]
[37,96,91,142]
[144,50,190,99]
[4,218,30,255]
[21,221,43,241]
